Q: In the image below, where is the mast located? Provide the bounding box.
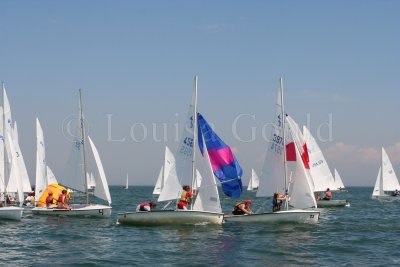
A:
[79,89,89,205]
[190,76,198,210]
[280,78,289,210]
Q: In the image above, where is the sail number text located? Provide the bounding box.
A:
[272,134,284,145]
[180,137,194,156]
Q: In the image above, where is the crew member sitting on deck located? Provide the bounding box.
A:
[177,185,195,210]
[323,188,332,200]
[57,189,71,209]
[392,189,399,197]
[232,200,254,215]
[24,191,35,207]
[136,202,156,212]
[46,191,56,208]
[272,193,285,212]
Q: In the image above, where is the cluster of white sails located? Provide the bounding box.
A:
[0,85,32,213]
[1,86,112,221]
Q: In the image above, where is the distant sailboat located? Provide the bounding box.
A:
[152,146,174,195]
[372,147,400,199]
[86,172,96,190]
[125,173,129,189]
[334,169,346,190]
[247,169,259,191]
[303,126,349,207]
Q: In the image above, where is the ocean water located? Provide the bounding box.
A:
[1,186,399,266]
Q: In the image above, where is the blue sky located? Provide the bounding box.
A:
[1,1,399,186]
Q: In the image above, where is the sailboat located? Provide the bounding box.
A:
[334,169,346,191]
[302,126,349,207]
[124,173,128,189]
[372,147,400,199]
[247,169,259,191]
[117,76,227,225]
[0,84,24,221]
[152,146,174,195]
[87,172,96,190]
[224,78,320,224]
[32,90,112,217]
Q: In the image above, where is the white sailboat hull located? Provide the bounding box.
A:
[316,200,349,207]
[223,209,320,224]
[32,204,112,218]
[0,206,23,220]
[117,210,224,226]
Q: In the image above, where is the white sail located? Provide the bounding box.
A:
[125,173,129,189]
[193,134,221,213]
[247,169,260,191]
[0,106,4,194]
[158,86,196,202]
[35,118,48,199]
[153,146,174,195]
[61,116,85,192]
[372,167,385,197]
[153,165,164,194]
[6,132,24,205]
[286,116,317,209]
[9,119,32,192]
[15,123,32,192]
[381,147,400,191]
[3,86,31,193]
[257,88,285,198]
[6,139,32,193]
[13,121,18,141]
[47,166,58,185]
[334,169,345,189]
[88,136,111,205]
[193,169,203,190]
[303,125,337,192]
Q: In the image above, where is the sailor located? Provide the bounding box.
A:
[232,200,254,215]
[323,188,332,200]
[272,193,285,212]
[177,185,195,210]
[136,202,156,212]
[57,189,71,209]
[46,191,56,208]
[24,191,35,207]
